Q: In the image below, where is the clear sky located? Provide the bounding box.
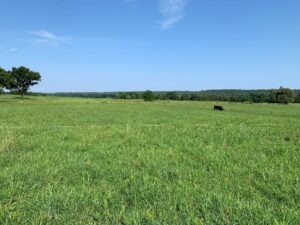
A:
[1,0,299,92]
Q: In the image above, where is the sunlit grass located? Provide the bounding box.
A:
[0,95,299,224]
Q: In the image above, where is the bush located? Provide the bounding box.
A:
[295,94,300,103]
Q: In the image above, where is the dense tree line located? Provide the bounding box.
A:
[29,88,300,103]
[1,66,298,104]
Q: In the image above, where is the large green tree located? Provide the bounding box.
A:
[5,66,41,97]
[272,87,295,104]
[0,67,8,94]
[143,90,155,102]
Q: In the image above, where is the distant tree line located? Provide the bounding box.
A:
[27,88,300,104]
[1,66,298,104]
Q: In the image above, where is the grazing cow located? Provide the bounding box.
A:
[214,105,224,111]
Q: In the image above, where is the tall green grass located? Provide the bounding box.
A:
[0,95,299,224]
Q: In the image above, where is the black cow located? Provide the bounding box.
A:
[214,105,224,111]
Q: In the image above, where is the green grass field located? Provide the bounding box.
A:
[0,95,299,224]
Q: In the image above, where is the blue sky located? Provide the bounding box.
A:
[1,0,299,92]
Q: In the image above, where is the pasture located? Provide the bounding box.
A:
[0,95,299,224]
